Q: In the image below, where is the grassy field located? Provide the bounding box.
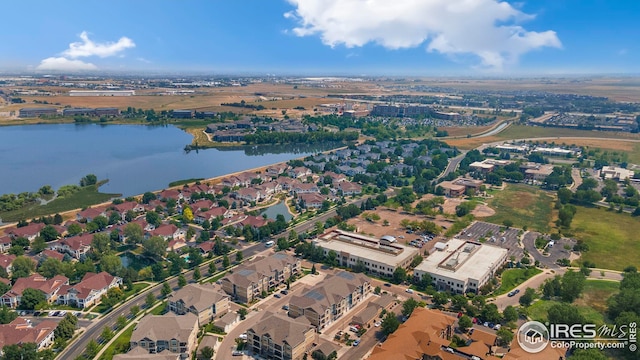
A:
[570,206,640,271]
[528,299,605,325]
[485,184,554,232]
[0,183,120,222]
[445,124,640,150]
[574,280,620,316]
[168,178,204,187]
[529,280,619,324]
[494,268,543,295]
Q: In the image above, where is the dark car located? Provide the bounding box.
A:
[383,283,392,287]
[280,290,288,295]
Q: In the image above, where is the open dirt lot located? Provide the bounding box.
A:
[440,198,496,218]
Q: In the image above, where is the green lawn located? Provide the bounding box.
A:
[485,184,554,232]
[494,268,543,295]
[98,324,134,360]
[0,182,120,222]
[168,178,204,187]
[574,280,620,317]
[571,206,640,271]
[150,301,168,315]
[528,280,619,325]
[123,283,150,299]
[528,299,605,325]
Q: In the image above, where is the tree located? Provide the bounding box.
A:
[568,349,608,360]
[560,270,585,302]
[101,326,114,341]
[236,251,243,262]
[123,223,144,244]
[38,257,63,278]
[548,302,585,326]
[67,223,83,236]
[178,274,187,288]
[557,188,573,204]
[391,267,407,284]
[496,328,514,346]
[100,254,122,276]
[199,346,215,360]
[458,315,473,332]
[402,298,420,317]
[11,256,35,279]
[92,215,109,231]
[86,339,100,358]
[432,292,449,308]
[142,191,157,204]
[80,174,97,186]
[311,264,317,275]
[40,225,59,242]
[1,343,39,360]
[519,287,536,307]
[222,255,230,268]
[146,211,161,228]
[238,308,248,320]
[91,233,114,257]
[208,262,216,275]
[503,305,518,323]
[381,312,400,335]
[0,305,18,324]
[19,288,46,310]
[503,219,514,228]
[31,237,47,254]
[116,315,127,330]
[277,237,289,251]
[142,236,167,259]
[183,207,194,223]
[130,305,140,317]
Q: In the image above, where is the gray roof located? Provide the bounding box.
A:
[131,313,197,343]
[168,284,228,312]
[247,312,313,347]
[114,347,179,360]
[289,271,369,314]
[222,253,298,288]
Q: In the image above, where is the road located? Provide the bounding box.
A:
[59,243,268,360]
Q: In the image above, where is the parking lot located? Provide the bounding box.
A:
[458,221,523,260]
[523,231,577,268]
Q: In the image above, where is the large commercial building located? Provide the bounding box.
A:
[69,90,135,96]
[18,107,58,118]
[288,271,371,330]
[599,166,635,182]
[312,230,419,278]
[413,239,508,294]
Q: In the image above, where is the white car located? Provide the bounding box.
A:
[374,321,381,327]
[406,289,414,294]
[238,333,248,340]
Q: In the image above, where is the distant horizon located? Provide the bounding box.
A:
[1,1,637,75]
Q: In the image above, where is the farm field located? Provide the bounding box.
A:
[484,184,554,233]
[570,206,640,271]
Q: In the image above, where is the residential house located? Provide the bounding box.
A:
[288,167,312,179]
[298,193,327,209]
[246,313,315,360]
[167,239,188,253]
[150,224,186,241]
[221,253,301,303]
[351,294,396,328]
[129,313,199,359]
[256,181,282,196]
[323,172,347,184]
[288,272,371,330]
[234,188,262,203]
[7,223,45,241]
[190,200,214,212]
[0,254,16,276]
[196,241,215,256]
[276,177,299,191]
[1,274,69,308]
[40,249,65,262]
[0,317,57,351]
[438,180,466,197]
[291,183,319,194]
[159,189,181,201]
[194,207,231,224]
[266,164,290,177]
[76,207,107,222]
[57,271,123,309]
[337,182,362,196]
[236,216,272,230]
[51,234,92,259]
[167,284,230,326]
[213,312,240,333]
[221,176,243,188]
[113,201,145,220]
[0,236,12,253]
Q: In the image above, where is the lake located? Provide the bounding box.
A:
[0,124,335,197]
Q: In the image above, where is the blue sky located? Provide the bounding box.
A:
[0,0,638,75]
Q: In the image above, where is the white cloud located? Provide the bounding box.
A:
[63,31,135,58]
[285,0,561,69]
[36,31,135,71]
[37,57,97,71]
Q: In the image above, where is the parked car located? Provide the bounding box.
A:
[352,339,361,346]
[239,333,248,340]
[282,305,289,311]
[232,350,243,356]
[406,288,414,294]
[280,290,288,295]
[349,326,358,332]
[374,321,381,327]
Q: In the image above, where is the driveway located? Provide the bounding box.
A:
[522,231,576,269]
[491,269,562,310]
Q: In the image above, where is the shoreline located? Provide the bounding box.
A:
[0,143,347,231]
